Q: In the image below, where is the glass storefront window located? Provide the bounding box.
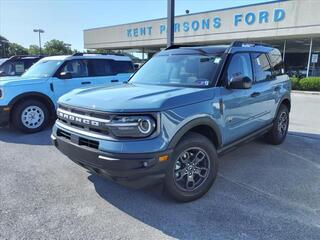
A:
[285,38,311,78]
[310,38,320,77]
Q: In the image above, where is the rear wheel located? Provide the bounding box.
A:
[265,104,289,145]
[12,100,49,133]
[165,132,218,202]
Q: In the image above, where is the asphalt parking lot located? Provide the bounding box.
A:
[0,92,319,240]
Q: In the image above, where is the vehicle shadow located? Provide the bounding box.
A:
[88,173,230,239]
[87,131,320,239]
[0,126,52,145]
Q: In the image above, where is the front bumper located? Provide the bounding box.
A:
[0,106,10,127]
[52,126,172,188]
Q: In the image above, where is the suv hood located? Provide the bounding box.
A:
[59,83,214,112]
[0,76,48,87]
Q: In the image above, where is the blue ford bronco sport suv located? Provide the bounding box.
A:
[0,53,134,133]
[52,42,291,202]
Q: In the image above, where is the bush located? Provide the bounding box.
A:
[299,77,320,91]
[290,77,320,91]
[290,77,300,90]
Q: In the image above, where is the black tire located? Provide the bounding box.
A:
[164,132,218,202]
[265,104,289,145]
[12,100,49,133]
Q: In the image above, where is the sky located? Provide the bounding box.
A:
[0,0,274,51]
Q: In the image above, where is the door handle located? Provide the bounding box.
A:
[274,86,281,92]
[111,79,119,83]
[81,81,91,85]
[250,92,261,98]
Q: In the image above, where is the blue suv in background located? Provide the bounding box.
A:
[0,53,134,133]
[52,42,291,202]
[0,55,44,77]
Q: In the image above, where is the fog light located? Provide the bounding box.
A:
[3,107,10,112]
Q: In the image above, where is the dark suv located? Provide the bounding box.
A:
[0,55,43,77]
[52,42,291,202]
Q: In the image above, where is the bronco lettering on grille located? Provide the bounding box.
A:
[57,110,101,127]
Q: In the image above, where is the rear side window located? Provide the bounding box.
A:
[252,53,272,83]
[227,53,253,81]
[112,61,134,74]
[268,49,284,76]
[89,59,113,76]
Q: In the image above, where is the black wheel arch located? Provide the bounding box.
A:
[276,94,291,114]
[9,92,56,119]
[168,117,222,150]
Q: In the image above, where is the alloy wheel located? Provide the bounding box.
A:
[173,147,211,191]
[277,111,288,136]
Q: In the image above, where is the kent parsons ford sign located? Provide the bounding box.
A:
[126,8,285,38]
[84,0,320,49]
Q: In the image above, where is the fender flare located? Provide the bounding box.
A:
[9,92,56,115]
[276,94,291,114]
[168,117,222,149]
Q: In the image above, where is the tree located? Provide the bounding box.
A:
[43,39,73,56]
[0,35,10,58]
[28,44,40,55]
[8,42,28,56]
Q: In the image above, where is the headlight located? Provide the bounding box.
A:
[107,115,156,138]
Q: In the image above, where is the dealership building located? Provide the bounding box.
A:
[84,0,320,77]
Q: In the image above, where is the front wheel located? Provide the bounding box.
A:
[164,132,218,202]
[265,104,289,145]
[12,100,49,133]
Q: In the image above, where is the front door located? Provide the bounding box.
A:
[220,52,262,144]
[52,59,91,101]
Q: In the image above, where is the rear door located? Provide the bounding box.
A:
[111,60,135,82]
[88,59,134,86]
[88,59,118,85]
[250,52,275,127]
[52,59,90,100]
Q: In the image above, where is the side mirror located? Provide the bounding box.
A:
[59,71,72,79]
[228,76,252,89]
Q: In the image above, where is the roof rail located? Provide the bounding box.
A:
[72,52,83,56]
[165,44,205,50]
[7,55,44,60]
[72,52,125,57]
[230,41,272,48]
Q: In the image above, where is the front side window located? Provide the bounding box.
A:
[60,59,88,78]
[130,54,223,87]
[227,53,253,82]
[22,60,64,78]
[252,53,272,82]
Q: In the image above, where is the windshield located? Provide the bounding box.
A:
[22,60,63,78]
[130,54,223,87]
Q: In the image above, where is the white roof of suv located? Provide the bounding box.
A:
[41,54,132,62]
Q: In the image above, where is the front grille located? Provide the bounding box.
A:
[57,105,111,136]
[58,104,112,120]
